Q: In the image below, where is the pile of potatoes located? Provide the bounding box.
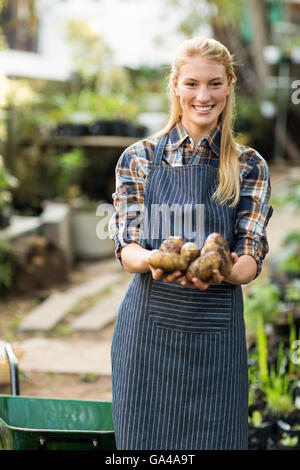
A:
[149,233,233,283]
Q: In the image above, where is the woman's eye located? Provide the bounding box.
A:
[186,82,197,87]
[211,82,222,87]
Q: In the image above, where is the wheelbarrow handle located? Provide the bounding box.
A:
[4,343,20,396]
[37,435,101,450]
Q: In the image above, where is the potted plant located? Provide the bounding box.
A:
[248,410,276,450]
[70,195,115,260]
[257,315,299,420]
[248,314,300,445]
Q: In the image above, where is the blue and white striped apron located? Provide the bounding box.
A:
[111,134,249,450]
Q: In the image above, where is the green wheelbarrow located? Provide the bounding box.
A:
[0,343,116,450]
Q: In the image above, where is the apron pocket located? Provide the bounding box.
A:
[148,280,232,334]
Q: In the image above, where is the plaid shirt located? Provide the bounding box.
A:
[109,120,273,278]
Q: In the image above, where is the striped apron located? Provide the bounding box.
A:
[111,134,249,450]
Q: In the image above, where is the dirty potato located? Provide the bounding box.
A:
[159,236,185,254]
[218,248,233,277]
[205,233,230,253]
[149,251,189,272]
[200,240,220,256]
[186,251,221,282]
[180,242,200,263]
[201,233,233,278]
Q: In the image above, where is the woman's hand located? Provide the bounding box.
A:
[147,250,183,282]
[178,252,239,290]
[149,266,183,283]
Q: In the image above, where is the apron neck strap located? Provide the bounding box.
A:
[152,133,168,166]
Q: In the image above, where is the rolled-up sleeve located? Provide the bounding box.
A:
[108,146,146,265]
[232,151,273,279]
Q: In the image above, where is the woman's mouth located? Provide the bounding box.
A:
[192,105,215,114]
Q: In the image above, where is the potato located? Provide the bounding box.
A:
[200,240,220,256]
[186,251,221,282]
[159,236,185,254]
[149,251,189,272]
[205,233,230,253]
[218,247,233,277]
[200,233,233,278]
[180,242,200,262]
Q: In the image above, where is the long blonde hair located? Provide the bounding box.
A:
[156,37,240,208]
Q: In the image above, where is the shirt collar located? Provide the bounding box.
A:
[168,120,221,157]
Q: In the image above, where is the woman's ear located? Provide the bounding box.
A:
[226,77,233,96]
[173,79,180,97]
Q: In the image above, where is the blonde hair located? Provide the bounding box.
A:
[156,37,240,208]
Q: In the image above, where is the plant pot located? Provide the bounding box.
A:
[267,419,300,449]
[248,420,277,450]
[70,208,115,260]
[0,207,11,229]
[273,318,291,342]
[88,120,110,136]
[108,120,128,136]
[57,123,89,137]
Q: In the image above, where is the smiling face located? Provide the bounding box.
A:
[173,56,232,144]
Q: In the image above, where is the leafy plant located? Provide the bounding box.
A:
[249,410,263,427]
[0,155,18,210]
[270,181,300,211]
[50,148,86,198]
[48,90,139,126]
[279,433,299,447]
[288,315,300,377]
[256,315,296,418]
[0,239,13,294]
[285,279,300,305]
[244,278,283,334]
[276,231,300,275]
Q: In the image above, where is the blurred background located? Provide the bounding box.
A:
[0,0,300,451]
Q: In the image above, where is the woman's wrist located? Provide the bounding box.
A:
[225,254,257,285]
[120,242,151,273]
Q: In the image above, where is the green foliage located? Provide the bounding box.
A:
[0,155,18,209]
[50,149,86,198]
[279,433,299,447]
[285,279,300,304]
[63,18,113,87]
[0,0,7,51]
[255,316,296,418]
[244,278,282,334]
[257,314,269,384]
[275,231,300,275]
[270,181,300,211]
[79,373,99,383]
[46,89,139,126]
[0,239,12,294]
[249,410,263,428]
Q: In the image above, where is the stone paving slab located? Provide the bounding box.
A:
[71,279,131,331]
[19,338,112,375]
[18,271,126,331]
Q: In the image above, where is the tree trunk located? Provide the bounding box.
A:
[285,132,300,164]
[211,18,256,95]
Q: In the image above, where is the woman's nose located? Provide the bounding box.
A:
[196,85,210,102]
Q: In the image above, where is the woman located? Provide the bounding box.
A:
[109,37,273,450]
